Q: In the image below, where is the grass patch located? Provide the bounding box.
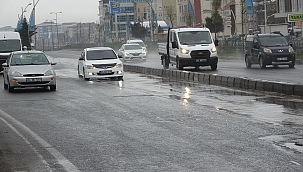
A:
[296,54,303,60]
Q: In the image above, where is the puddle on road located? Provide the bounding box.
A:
[153,77,303,128]
[153,76,303,154]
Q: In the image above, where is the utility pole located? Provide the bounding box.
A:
[50,12,62,49]
[264,0,267,33]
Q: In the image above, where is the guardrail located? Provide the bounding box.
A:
[124,65,303,97]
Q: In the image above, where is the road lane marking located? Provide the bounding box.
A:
[0,110,81,172]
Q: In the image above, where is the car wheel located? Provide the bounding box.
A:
[289,63,295,68]
[78,66,81,77]
[162,56,169,69]
[259,56,266,69]
[210,64,217,71]
[49,85,56,91]
[118,76,123,81]
[83,68,90,81]
[176,58,183,70]
[245,56,252,68]
[3,77,8,89]
[8,81,14,93]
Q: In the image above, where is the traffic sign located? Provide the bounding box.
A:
[109,1,120,13]
[288,14,303,22]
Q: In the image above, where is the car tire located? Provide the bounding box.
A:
[3,78,8,89]
[78,66,81,77]
[83,68,90,81]
[259,56,266,69]
[210,64,217,71]
[245,56,252,68]
[289,63,295,68]
[162,56,169,69]
[8,83,14,93]
[49,85,56,91]
[176,58,183,70]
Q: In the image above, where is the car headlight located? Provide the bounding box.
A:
[142,51,147,55]
[263,48,272,53]
[114,63,123,68]
[45,69,55,76]
[12,71,22,77]
[289,47,294,53]
[211,47,217,53]
[181,48,189,54]
[125,52,130,56]
[85,65,95,69]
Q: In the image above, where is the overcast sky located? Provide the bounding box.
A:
[0,0,100,27]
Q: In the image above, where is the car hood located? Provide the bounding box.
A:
[86,59,122,65]
[180,44,214,51]
[125,49,144,53]
[10,65,53,74]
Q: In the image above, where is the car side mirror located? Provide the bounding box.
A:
[51,62,57,65]
[2,63,8,67]
[172,41,178,48]
[79,57,83,60]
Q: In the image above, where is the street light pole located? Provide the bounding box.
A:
[50,12,62,49]
[32,0,40,48]
[264,0,267,33]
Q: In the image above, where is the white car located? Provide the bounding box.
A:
[2,51,57,92]
[78,47,124,81]
[118,44,147,62]
[126,39,147,52]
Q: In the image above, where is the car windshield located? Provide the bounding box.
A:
[86,50,117,60]
[259,36,288,46]
[0,40,22,53]
[178,31,212,45]
[124,44,142,50]
[131,42,145,47]
[10,53,49,65]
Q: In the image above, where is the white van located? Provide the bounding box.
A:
[0,32,22,72]
[126,39,147,52]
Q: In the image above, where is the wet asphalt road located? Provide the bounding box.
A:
[127,50,303,85]
[0,50,302,171]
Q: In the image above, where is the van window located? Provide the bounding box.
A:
[0,40,22,52]
[178,31,212,45]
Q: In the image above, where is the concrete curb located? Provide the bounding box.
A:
[124,64,303,97]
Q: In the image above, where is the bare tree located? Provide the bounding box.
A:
[165,5,177,27]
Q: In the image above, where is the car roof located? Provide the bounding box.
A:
[85,47,114,51]
[124,43,141,46]
[127,39,144,42]
[257,34,282,37]
[12,50,44,54]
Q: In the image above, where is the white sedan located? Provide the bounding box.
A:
[77,47,124,81]
[117,44,147,62]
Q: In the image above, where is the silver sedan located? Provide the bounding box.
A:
[117,43,147,62]
[2,51,57,92]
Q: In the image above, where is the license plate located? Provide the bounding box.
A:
[99,70,112,74]
[277,57,287,61]
[26,78,42,82]
[196,59,206,62]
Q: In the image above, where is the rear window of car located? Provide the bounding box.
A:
[86,50,117,60]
